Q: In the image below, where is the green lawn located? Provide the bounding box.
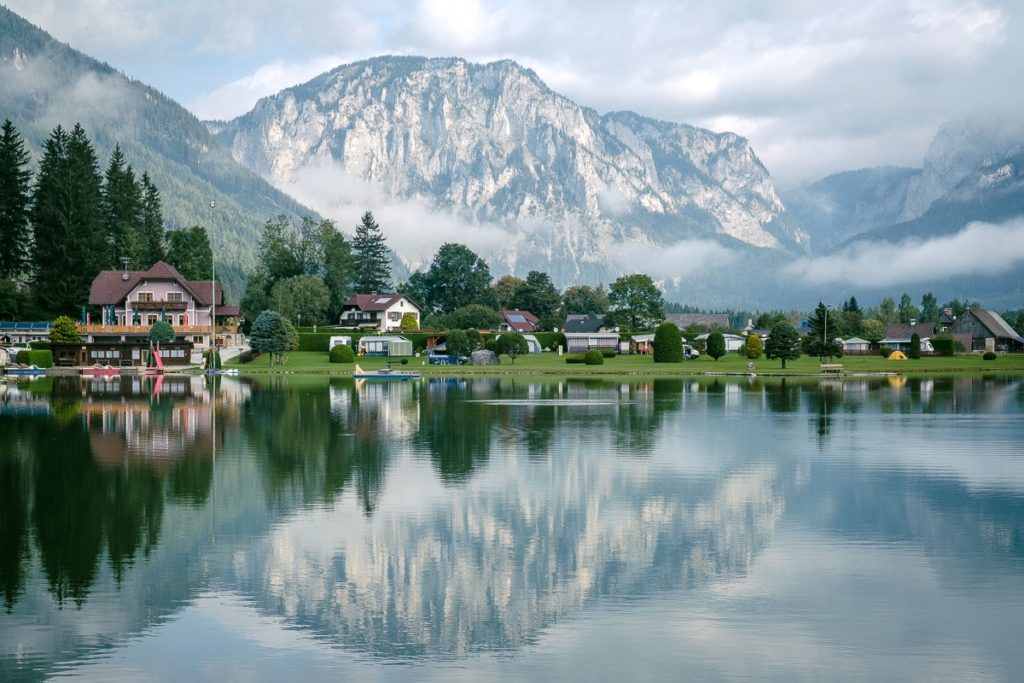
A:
[229,350,1024,376]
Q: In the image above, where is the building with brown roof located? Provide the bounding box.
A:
[340,294,420,332]
[664,313,731,331]
[950,308,1024,352]
[85,261,237,351]
[498,310,539,332]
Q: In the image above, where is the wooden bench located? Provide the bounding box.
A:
[820,363,844,373]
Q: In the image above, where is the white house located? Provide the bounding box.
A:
[564,331,620,353]
[695,332,746,353]
[841,337,872,355]
[340,294,420,332]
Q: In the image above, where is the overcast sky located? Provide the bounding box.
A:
[7,0,1023,186]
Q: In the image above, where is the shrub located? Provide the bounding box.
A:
[745,334,764,359]
[931,336,954,357]
[149,320,176,345]
[653,322,683,363]
[206,349,222,369]
[983,351,998,361]
[239,350,256,364]
[329,344,355,363]
[584,349,604,365]
[706,331,726,361]
[19,349,52,368]
[445,329,471,358]
[908,333,922,359]
[50,315,81,344]
[29,341,51,350]
[565,355,586,364]
[879,345,892,357]
[601,348,617,358]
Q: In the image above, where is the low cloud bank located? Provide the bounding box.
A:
[282,160,512,271]
[613,239,736,280]
[788,219,1024,288]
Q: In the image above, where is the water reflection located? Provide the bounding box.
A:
[1,374,1023,679]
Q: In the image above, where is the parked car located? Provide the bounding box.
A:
[427,352,467,365]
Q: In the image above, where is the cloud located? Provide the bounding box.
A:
[788,219,1024,288]
[280,159,512,271]
[7,0,1024,185]
[613,239,736,281]
[189,55,348,120]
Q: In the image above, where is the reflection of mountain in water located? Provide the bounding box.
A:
[1,375,1023,677]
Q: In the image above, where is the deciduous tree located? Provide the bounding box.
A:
[424,243,493,313]
[607,273,664,331]
[495,332,528,364]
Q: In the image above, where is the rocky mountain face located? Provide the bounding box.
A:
[0,6,312,299]
[216,57,808,284]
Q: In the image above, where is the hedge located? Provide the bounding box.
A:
[600,348,617,358]
[565,355,586,364]
[17,349,52,367]
[29,341,51,350]
[532,332,567,351]
[930,337,954,357]
[330,345,355,363]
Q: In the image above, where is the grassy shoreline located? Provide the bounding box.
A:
[226,350,1024,377]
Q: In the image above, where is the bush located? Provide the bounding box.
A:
[29,341,51,350]
[745,334,764,359]
[533,332,566,351]
[239,350,256,364]
[601,348,617,358]
[583,349,604,365]
[879,345,892,357]
[565,355,586,364]
[931,336,954,357]
[983,351,998,361]
[19,349,52,368]
[908,333,922,359]
[445,329,472,358]
[653,322,683,363]
[49,315,81,344]
[706,331,726,361]
[206,349,222,370]
[329,344,355,363]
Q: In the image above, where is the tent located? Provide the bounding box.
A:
[887,350,908,360]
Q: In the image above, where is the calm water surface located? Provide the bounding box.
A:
[1,374,1023,681]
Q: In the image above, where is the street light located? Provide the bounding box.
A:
[209,200,216,353]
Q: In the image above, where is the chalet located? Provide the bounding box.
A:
[563,315,607,334]
[86,261,238,351]
[950,308,1024,352]
[340,294,420,332]
[694,332,746,353]
[498,310,540,333]
[841,337,872,355]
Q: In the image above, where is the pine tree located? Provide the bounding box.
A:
[102,144,143,268]
[352,211,391,293]
[137,173,165,266]
[0,119,33,280]
[32,124,106,315]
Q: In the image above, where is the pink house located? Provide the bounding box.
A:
[85,261,238,350]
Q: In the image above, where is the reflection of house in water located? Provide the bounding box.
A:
[75,376,248,471]
[330,379,420,439]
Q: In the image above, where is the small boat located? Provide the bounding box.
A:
[4,364,46,376]
[204,368,239,376]
[81,364,119,377]
[353,363,421,380]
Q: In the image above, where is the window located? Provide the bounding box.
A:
[167,292,182,302]
[147,315,158,326]
[138,292,154,302]
[193,336,205,344]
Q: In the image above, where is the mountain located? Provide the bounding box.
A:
[215,56,808,286]
[0,6,312,299]
[781,166,920,252]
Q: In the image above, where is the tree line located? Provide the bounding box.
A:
[0,119,213,319]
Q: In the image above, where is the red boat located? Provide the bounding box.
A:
[81,364,120,377]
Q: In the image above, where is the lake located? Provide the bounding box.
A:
[2,374,1023,681]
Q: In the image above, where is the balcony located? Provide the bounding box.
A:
[80,324,238,335]
[133,300,187,311]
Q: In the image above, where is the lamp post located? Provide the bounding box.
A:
[209,200,216,353]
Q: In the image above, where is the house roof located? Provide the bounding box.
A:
[842,337,871,345]
[498,309,539,331]
[563,315,604,333]
[885,323,935,339]
[665,313,730,329]
[89,261,222,307]
[961,308,1024,343]
[342,293,416,312]
[217,305,241,317]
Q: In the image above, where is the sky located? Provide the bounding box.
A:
[6,0,1024,187]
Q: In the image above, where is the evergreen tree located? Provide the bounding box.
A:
[165,226,212,281]
[765,320,802,369]
[804,302,843,359]
[920,292,940,324]
[102,144,143,269]
[706,331,726,360]
[898,292,920,324]
[322,228,354,321]
[137,173,165,266]
[653,322,683,363]
[352,211,391,292]
[32,124,106,315]
[0,120,33,280]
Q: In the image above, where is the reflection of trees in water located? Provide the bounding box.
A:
[0,455,30,612]
[415,380,495,484]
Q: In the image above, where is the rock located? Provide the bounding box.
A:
[471,350,499,366]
